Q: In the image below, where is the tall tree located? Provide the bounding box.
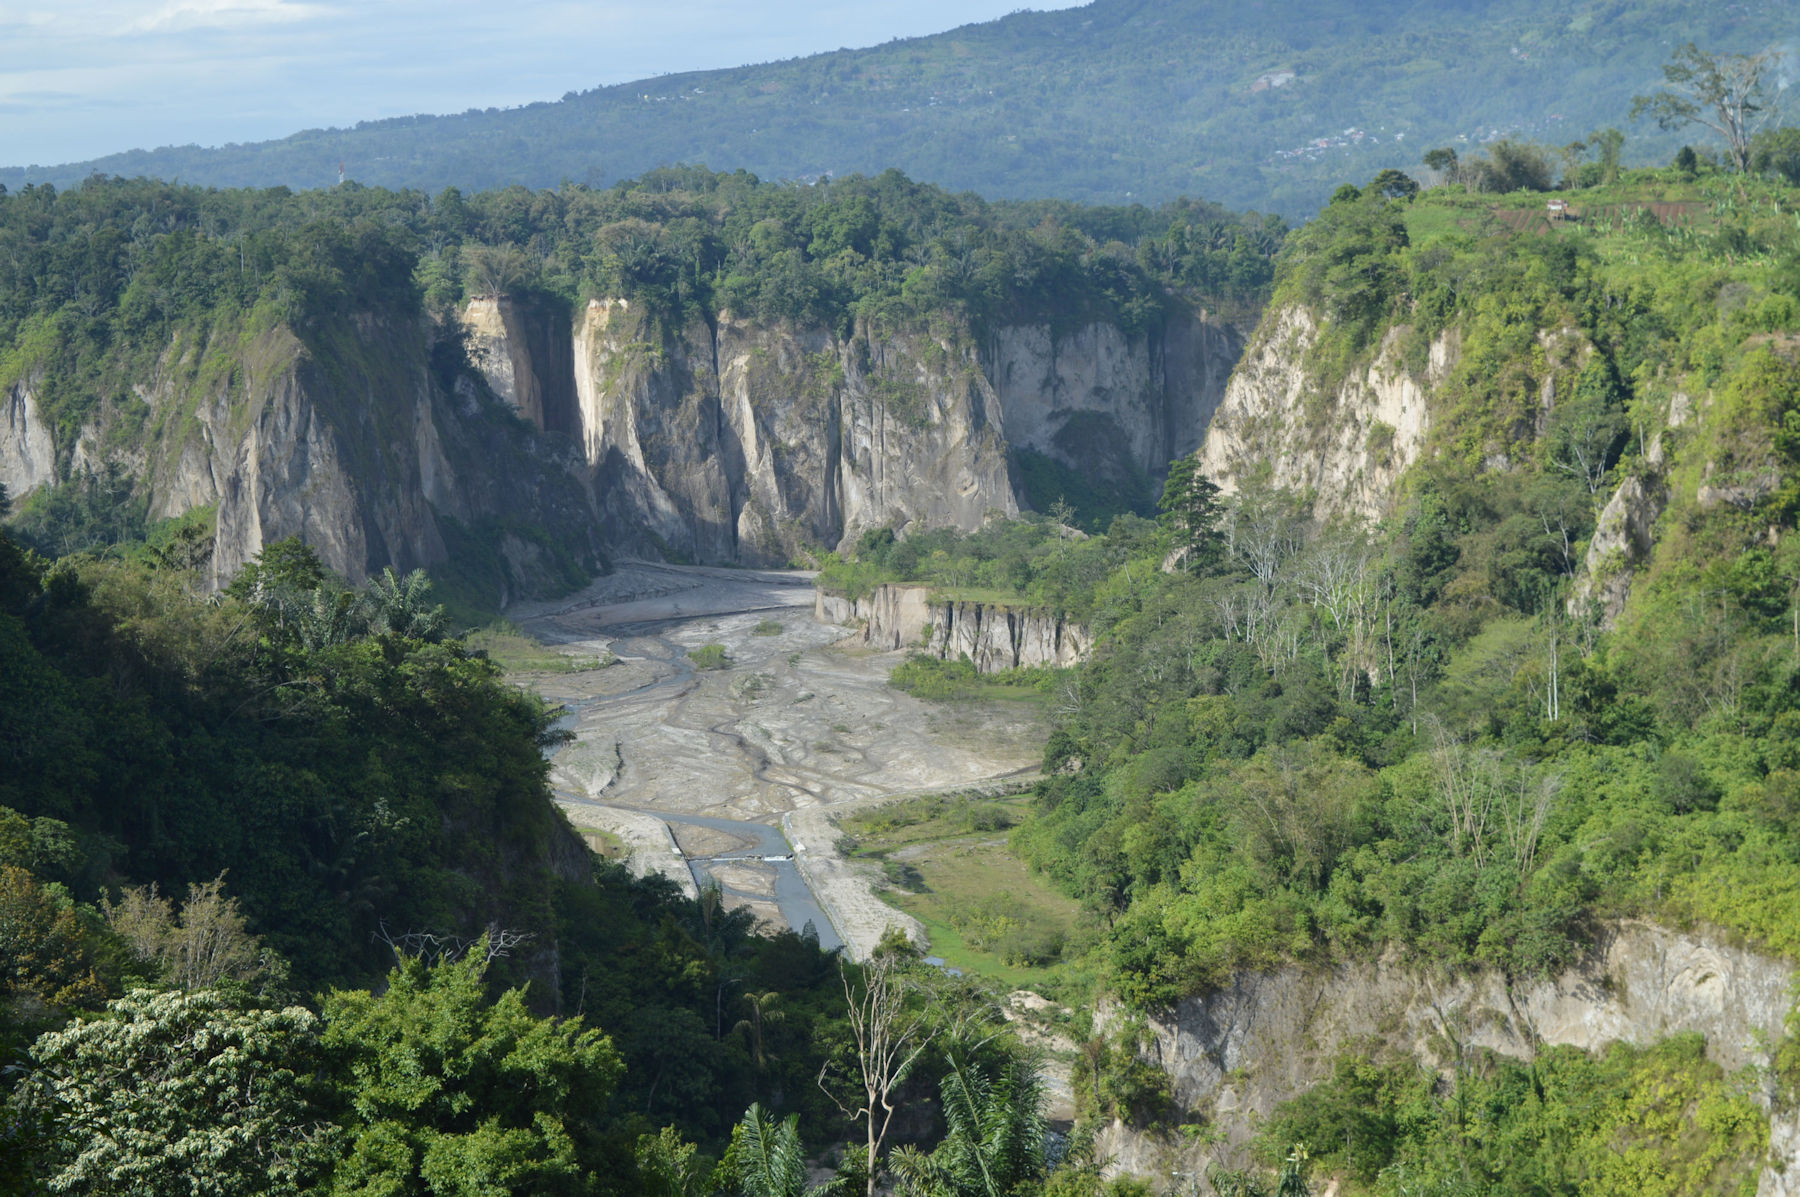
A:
[1158,455,1227,573]
[818,954,935,1197]
[1631,44,1782,173]
[14,988,334,1197]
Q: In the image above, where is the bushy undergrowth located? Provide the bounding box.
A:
[1010,170,1800,1009]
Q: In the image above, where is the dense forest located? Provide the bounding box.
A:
[2,0,1790,218]
[820,154,1800,1190]
[0,522,1112,1195]
[0,166,1279,517]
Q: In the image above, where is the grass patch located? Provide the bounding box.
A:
[752,618,784,636]
[688,643,730,670]
[889,654,1057,704]
[464,621,615,673]
[842,792,1089,992]
[576,826,629,862]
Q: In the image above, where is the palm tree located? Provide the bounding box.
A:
[733,1103,817,1197]
[735,990,786,1071]
[889,1051,1047,1197]
[362,566,447,641]
[1209,1146,1312,1197]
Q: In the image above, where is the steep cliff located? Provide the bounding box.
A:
[989,311,1243,492]
[469,297,1245,566]
[816,582,1090,671]
[1198,304,1457,521]
[458,294,579,437]
[11,307,605,603]
[1100,921,1795,1188]
[0,377,56,501]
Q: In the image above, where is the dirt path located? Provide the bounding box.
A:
[509,562,1047,957]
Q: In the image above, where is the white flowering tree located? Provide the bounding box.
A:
[16,988,332,1196]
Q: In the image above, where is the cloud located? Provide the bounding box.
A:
[128,0,331,33]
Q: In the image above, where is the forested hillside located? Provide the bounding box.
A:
[824,158,1800,1189]
[0,525,1093,1195]
[3,0,1790,217]
[0,168,1278,600]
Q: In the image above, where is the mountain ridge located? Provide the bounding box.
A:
[6,0,1793,218]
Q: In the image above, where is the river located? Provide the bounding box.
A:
[509,562,1047,957]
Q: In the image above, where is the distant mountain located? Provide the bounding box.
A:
[4,0,1793,216]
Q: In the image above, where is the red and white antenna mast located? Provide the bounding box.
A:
[337,160,345,186]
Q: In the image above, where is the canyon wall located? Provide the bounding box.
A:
[475,298,1246,566]
[0,379,57,502]
[1197,305,1457,521]
[6,295,1242,602]
[18,311,606,598]
[815,582,1090,671]
[1100,921,1797,1189]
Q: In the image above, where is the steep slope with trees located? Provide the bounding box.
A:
[0,170,1278,598]
[814,157,1800,1189]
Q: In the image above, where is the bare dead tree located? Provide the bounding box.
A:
[1631,43,1783,174]
[1499,766,1562,883]
[103,873,282,992]
[372,922,535,967]
[818,954,937,1197]
[1428,723,1504,867]
[1229,487,1308,594]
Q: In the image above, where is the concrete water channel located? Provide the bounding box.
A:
[511,562,1048,957]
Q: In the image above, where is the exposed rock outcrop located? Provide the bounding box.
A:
[36,312,608,596]
[0,379,56,501]
[1099,921,1796,1186]
[1198,305,1456,520]
[816,582,1090,671]
[1569,472,1669,625]
[467,298,1247,566]
[459,295,578,436]
[988,312,1242,488]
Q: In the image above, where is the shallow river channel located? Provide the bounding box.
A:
[509,562,1046,955]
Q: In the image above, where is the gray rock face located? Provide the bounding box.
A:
[69,314,606,594]
[1199,305,1456,521]
[459,295,578,436]
[1099,921,1797,1186]
[467,297,1247,566]
[0,379,56,501]
[988,312,1242,488]
[1569,473,1669,625]
[816,582,1090,672]
[212,346,378,586]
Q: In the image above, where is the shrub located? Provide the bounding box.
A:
[688,644,729,670]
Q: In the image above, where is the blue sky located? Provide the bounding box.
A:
[1,1,1086,168]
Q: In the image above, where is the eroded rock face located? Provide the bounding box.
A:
[459,295,578,435]
[988,312,1242,488]
[73,313,606,594]
[1099,921,1796,1185]
[1199,305,1456,521]
[817,582,1090,671]
[471,297,1247,567]
[1569,473,1669,625]
[1,380,56,501]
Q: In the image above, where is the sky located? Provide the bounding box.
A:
[0,1,1087,168]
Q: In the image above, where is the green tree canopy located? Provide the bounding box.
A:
[319,941,624,1197]
[14,988,334,1197]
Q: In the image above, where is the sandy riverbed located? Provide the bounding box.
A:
[507,562,1047,957]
